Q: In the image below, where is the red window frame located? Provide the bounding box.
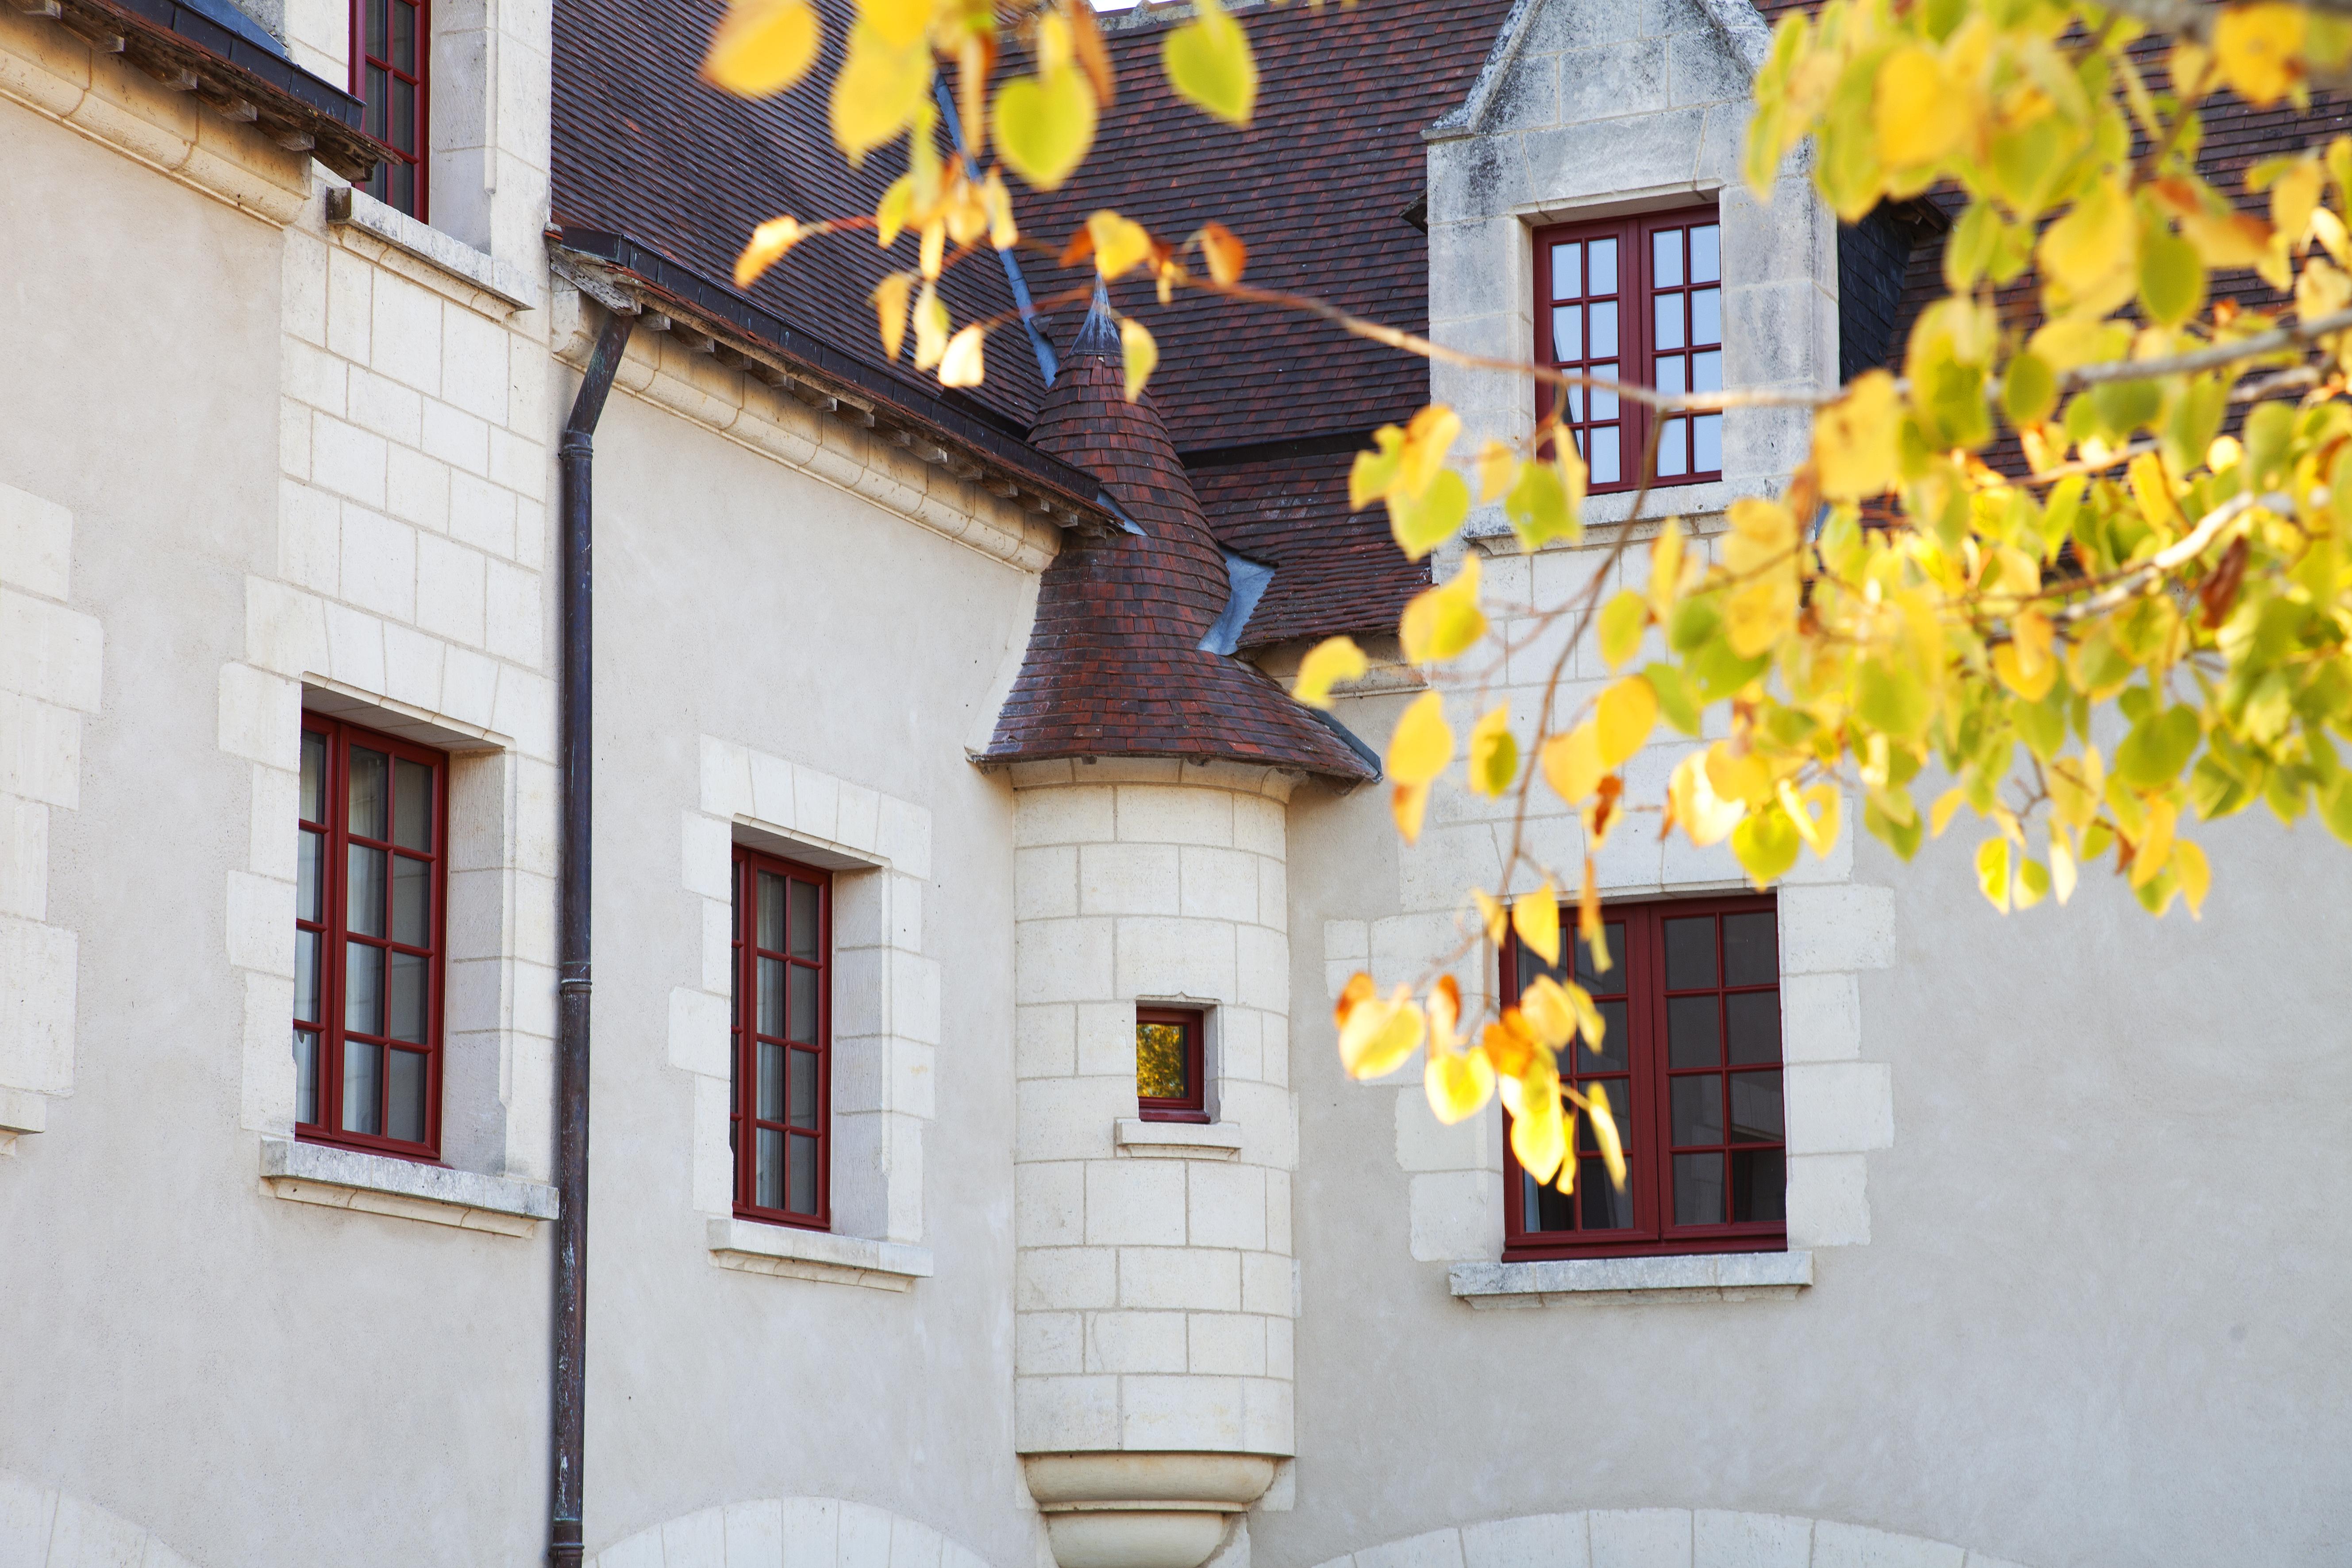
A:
[1136,1006,1209,1123]
[731,848,832,1230]
[350,0,428,220]
[1533,206,1724,493]
[1500,893,1786,1260]
[294,713,450,1161]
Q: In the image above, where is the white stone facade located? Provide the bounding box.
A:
[1011,762,1298,1460]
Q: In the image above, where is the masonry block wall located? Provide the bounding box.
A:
[1010,760,1299,1459]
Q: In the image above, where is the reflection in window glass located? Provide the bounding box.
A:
[1137,1022,1189,1100]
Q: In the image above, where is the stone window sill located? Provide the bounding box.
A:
[707,1217,932,1292]
[325,187,541,310]
[260,1137,558,1237]
[1448,1249,1812,1307]
[1113,1117,1244,1160]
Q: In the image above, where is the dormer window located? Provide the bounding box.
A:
[353,0,426,218]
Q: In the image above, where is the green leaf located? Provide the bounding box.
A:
[2113,704,2202,788]
[1384,470,1469,561]
[1644,662,1702,736]
[1974,836,2012,913]
[1598,591,1649,670]
[1730,804,1802,887]
[1163,0,1257,126]
[2138,220,2206,327]
[1506,458,1578,548]
[2321,772,2352,845]
[1856,659,1932,740]
[2003,351,2057,427]
[1668,597,1721,655]
[1863,790,1924,860]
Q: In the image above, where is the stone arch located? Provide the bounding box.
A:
[0,1469,205,1568]
[589,1497,1005,1568]
[1306,1510,2030,1568]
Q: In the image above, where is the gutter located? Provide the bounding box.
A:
[547,305,634,1568]
[547,230,1119,536]
[15,0,377,178]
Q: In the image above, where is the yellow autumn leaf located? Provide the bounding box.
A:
[1197,221,1247,285]
[702,0,820,96]
[1541,721,1605,805]
[1812,370,1903,501]
[2039,177,2140,317]
[2050,831,2079,905]
[1386,690,1453,787]
[1512,885,1561,967]
[938,324,985,388]
[1510,1071,1567,1183]
[1399,552,1486,665]
[1291,636,1367,709]
[2214,1,2305,107]
[1397,405,1463,500]
[1594,675,1658,768]
[1975,836,2013,913]
[1337,985,1426,1079]
[871,272,914,362]
[1875,46,1966,166]
[2175,836,2211,916]
[982,170,1020,250]
[1597,589,1649,670]
[1087,211,1155,279]
[1517,975,1577,1048]
[1425,1045,1496,1125]
[856,0,929,50]
[1391,779,1430,844]
[1467,705,1518,797]
[1386,471,1470,562]
[830,22,932,162]
[1164,0,1257,125]
[1474,440,1517,505]
[734,216,806,289]
[1667,750,1745,846]
[1582,1079,1626,1188]
[911,281,950,370]
[993,67,1098,192]
[1473,889,1508,947]
[1116,317,1158,402]
[1647,516,1686,618]
[1428,973,1463,1049]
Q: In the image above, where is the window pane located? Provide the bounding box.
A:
[388,949,427,1043]
[365,66,387,138]
[1731,1149,1784,1221]
[788,964,816,1043]
[391,82,414,154]
[301,731,327,821]
[1589,300,1617,357]
[1694,413,1722,473]
[1656,355,1685,397]
[293,1029,318,1125]
[1578,1079,1631,1152]
[789,879,819,959]
[366,0,385,59]
[1579,1156,1634,1228]
[789,1048,819,1129]
[1725,990,1780,1064]
[1674,1152,1725,1225]
[1656,420,1688,478]
[393,758,432,850]
[1589,237,1617,295]
[758,871,785,951]
[295,929,320,1023]
[297,828,323,923]
[1653,291,1684,351]
[1692,349,1722,393]
[1666,994,1719,1068]
[1589,363,1618,419]
[758,1041,786,1121]
[1652,227,1682,289]
[1576,923,1623,989]
[1564,383,1584,422]
[1551,304,1581,362]
[1550,242,1581,299]
[343,1039,382,1134]
[789,1131,818,1214]
[758,956,784,1035]
[348,844,386,936]
[1670,1074,1723,1145]
[1663,915,1716,988]
[390,160,415,217]
[348,747,388,839]
[1691,223,1720,284]
[391,0,414,71]
[1524,1171,1574,1233]
[756,1128,783,1208]
[1590,426,1620,485]
[1691,287,1721,347]
[346,940,383,1033]
[388,1048,427,1142]
[1582,998,1629,1072]
[1730,1070,1784,1141]
[392,854,428,945]
[1138,1021,1189,1099]
[1723,910,1776,985]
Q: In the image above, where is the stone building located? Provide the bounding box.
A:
[0,0,2348,1564]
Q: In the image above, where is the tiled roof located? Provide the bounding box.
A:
[1189,446,1428,649]
[978,300,1379,780]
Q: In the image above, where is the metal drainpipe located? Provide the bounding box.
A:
[549,304,634,1568]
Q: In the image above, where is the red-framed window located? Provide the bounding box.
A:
[731,848,831,1229]
[1533,208,1722,492]
[1501,894,1786,1259]
[351,0,427,219]
[1136,1007,1208,1123]
[294,714,448,1159]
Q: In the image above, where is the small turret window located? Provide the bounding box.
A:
[1136,1007,1207,1124]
